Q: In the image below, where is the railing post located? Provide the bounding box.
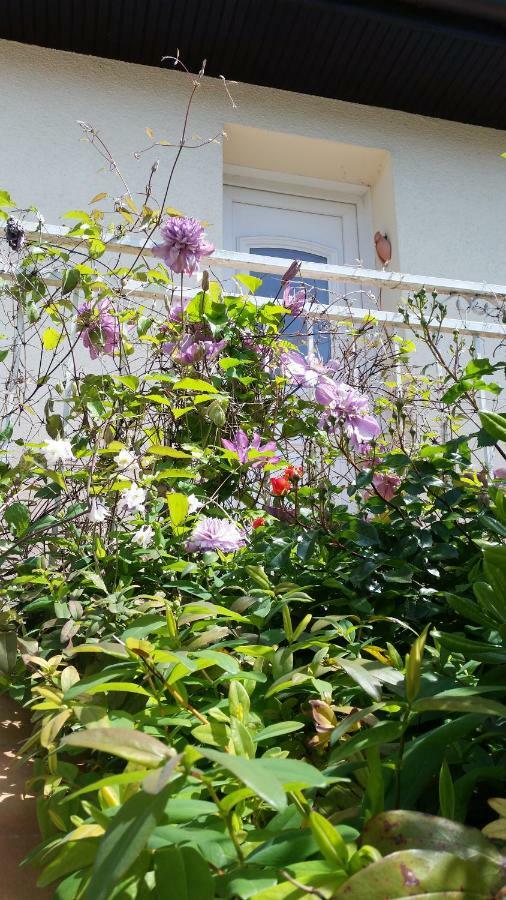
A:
[472,333,493,471]
[60,288,80,432]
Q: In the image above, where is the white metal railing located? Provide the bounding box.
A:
[0,224,503,341]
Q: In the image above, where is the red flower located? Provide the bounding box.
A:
[284,465,303,480]
[270,476,291,496]
[252,516,265,529]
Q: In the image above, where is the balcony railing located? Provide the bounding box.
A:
[0,223,499,338]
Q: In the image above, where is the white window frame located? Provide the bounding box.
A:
[223,164,375,269]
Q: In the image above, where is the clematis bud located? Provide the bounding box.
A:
[281,260,301,286]
[207,400,227,427]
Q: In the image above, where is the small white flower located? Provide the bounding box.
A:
[187,494,203,514]
[117,483,146,517]
[88,499,108,523]
[41,438,74,468]
[132,524,154,548]
[114,448,138,475]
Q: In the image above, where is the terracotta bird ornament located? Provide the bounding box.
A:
[374,232,391,266]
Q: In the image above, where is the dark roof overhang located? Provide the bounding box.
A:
[2,0,506,129]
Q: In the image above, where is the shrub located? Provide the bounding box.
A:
[0,101,505,898]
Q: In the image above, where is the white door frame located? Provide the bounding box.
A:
[223,164,375,268]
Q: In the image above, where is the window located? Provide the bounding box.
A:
[224,173,373,358]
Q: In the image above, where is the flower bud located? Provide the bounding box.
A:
[207,400,227,427]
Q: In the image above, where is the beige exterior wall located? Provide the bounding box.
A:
[1,39,506,285]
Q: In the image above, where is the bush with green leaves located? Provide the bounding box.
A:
[0,109,505,898]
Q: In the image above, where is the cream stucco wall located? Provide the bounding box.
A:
[1,39,506,284]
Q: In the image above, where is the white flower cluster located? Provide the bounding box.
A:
[41,439,74,468]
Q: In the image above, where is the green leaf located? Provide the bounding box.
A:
[230,718,256,758]
[87,782,176,900]
[42,326,62,351]
[65,768,152,802]
[38,839,98,887]
[412,694,506,716]
[362,809,503,864]
[173,378,218,393]
[0,189,14,207]
[150,445,192,458]
[62,727,171,767]
[154,468,198,480]
[255,722,304,744]
[198,748,287,811]
[154,845,215,900]
[438,760,455,819]
[114,375,139,391]
[330,721,403,763]
[61,268,81,296]
[4,501,30,536]
[254,757,330,790]
[433,630,505,664]
[82,681,152,697]
[235,273,263,293]
[334,849,503,897]
[167,492,189,526]
[334,656,383,701]
[479,411,506,444]
[309,811,348,867]
[247,830,318,867]
[396,715,483,808]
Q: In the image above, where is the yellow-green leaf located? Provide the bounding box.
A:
[42,327,62,351]
[167,492,189,526]
[405,624,430,703]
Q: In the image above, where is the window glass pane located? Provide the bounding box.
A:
[250,247,331,361]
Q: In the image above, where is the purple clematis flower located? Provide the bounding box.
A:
[77,299,120,359]
[282,282,306,316]
[153,216,214,276]
[185,516,247,553]
[222,429,280,468]
[315,378,380,445]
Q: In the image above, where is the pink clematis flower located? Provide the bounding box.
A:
[371,472,401,501]
[153,216,214,275]
[163,336,227,366]
[222,429,279,468]
[185,516,247,553]
[282,282,306,316]
[281,350,338,387]
[315,378,380,445]
[167,296,192,322]
[77,299,120,359]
